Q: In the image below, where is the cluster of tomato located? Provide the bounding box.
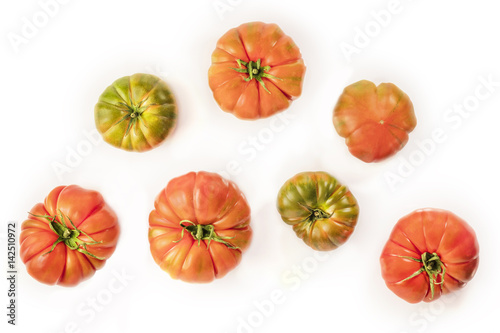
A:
[20,22,478,304]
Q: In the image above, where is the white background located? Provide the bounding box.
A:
[2,0,500,332]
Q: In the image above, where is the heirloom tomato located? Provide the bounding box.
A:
[333,80,416,162]
[276,172,359,251]
[94,73,177,152]
[148,171,252,283]
[208,21,306,120]
[20,185,120,287]
[380,208,479,303]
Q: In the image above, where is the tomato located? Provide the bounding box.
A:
[94,73,177,152]
[333,80,417,162]
[276,172,359,251]
[148,171,252,283]
[208,21,306,120]
[20,185,120,287]
[380,208,479,303]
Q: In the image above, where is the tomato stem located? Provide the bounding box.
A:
[173,220,239,250]
[29,210,104,260]
[231,59,282,94]
[297,202,331,223]
[115,96,150,136]
[397,252,446,300]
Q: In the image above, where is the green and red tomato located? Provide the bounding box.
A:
[276,171,359,251]
[94,73,177,152]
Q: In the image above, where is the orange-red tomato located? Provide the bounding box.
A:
[333,80,417,162]
[208,21,306,120]
[148,171,252,283]
[380,209,479,303]
[20,185,120,287]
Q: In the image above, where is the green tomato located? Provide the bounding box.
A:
[276,171,359,251]
[94,73,177,152]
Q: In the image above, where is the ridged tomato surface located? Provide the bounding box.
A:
[20,185,120,287]
[333,80,416,162]
[148,171,252,283]
[380,209,479,303]
[276,172,359,251]
[208,21,306,120]
[95,73,177,152]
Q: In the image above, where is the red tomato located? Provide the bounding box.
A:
[208,21,306,120]
[333,80,417,162]
[380,209,479,303]
[148,171,252,283]
[20,185,120,287]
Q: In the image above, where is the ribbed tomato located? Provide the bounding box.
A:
[333,80,416,162]
[208,21,306,120]
[20,185,120,287]
[148,171,252,283]
[94,73,177,152]
[276,172,359,251]
[380,208,479,303]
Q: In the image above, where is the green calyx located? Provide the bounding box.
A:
[231,59,281,94]
[173,220,238,250]
[298,203,331,223]
[309,209,331,222]
[398,252,446,300]
[116,96,150,136]
[30,211,104,260]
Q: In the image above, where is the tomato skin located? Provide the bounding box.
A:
[380,209,479,303]
[148,171,252,283]
[333,80,416,162]
[208,21,306,120]
[20,185,120,287]
[276,172,359,251]
[94,73,177,152]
